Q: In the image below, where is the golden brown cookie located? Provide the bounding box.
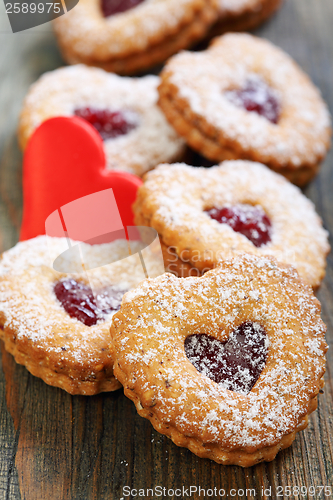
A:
[158,33,332,186]
[210,0,283,36]
[0,236,163,395]
[110,254,327,467]
[53,0,219,75]
[18,65,185,177]
[133,161,330,289]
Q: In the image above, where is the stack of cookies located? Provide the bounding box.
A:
[1,0,331,467]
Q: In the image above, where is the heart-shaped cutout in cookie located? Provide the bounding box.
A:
[184,322,268,394]
[54,278,126,326]
[20,116,142,241]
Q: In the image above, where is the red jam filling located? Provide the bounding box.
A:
[74,107,137,141]
[54,279,125,327]
[101,0,144,17]
[185,322,267,394]
[206,204,272,248]
[225,77,280,124]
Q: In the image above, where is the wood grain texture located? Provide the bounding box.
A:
[0,0,332,498]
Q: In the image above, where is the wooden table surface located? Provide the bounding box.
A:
[0,1,333,499]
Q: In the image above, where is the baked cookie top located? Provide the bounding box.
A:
[110,254,327,464]
[53,0,218,64]
[133,161,330,288]
[18,65,184,176]
[0,236,163,394]
[158,33,331,173]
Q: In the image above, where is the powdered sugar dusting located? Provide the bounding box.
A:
[111,254,327,450]
[0,236,163,368]
[53,0,217,60]
[134,161,330,288]
[164,33,331,168]
[19,65,184,176]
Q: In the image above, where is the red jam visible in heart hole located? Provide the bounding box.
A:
[225,76,280,124]
[101,0,144,17]
[185,322,268,394]
[74,108,138,141]
[54,279,125,327]
[206,204,272,248]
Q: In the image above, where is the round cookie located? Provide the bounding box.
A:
[18,65,185,177]
[158,33,332,186]
[53,0,219,75]
[110,254,327,467]
[0,236,163,395]
[133,161,330,289]
[211,0,283,36]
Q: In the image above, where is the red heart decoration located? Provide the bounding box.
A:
[20,116,142,241]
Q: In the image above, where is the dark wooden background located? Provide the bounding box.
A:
[0,0,333,498]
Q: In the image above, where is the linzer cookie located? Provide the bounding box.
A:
[0,236,163,395]
[110,254,327,467]
[158,33,332,186]
[18,65,185,177]
[133,161,330,288]
[211,0,283,35]
[53,0,219,75]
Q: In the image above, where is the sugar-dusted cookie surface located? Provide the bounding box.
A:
[53,0,219,75]
[0,236,163,395]
[133,161,330,288]
[158,33,332,186]
[110,254,327,467]
[18,65,185,177]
